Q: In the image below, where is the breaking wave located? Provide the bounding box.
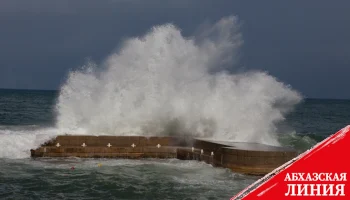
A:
[55,16,302,146]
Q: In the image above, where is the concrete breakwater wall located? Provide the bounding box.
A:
[30,135,297,175]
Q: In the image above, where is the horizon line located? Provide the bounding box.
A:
[0,87,349,101]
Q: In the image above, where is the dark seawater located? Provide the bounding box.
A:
[0,89,349,200]
[0,89,57,126]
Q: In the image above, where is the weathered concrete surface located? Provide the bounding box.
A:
[42,135,189,147]
[192,139,297,175]
[30,135,297,175]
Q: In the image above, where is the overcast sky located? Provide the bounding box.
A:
[0,0,349,99]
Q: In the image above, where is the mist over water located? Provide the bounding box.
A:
[56,16,302,146]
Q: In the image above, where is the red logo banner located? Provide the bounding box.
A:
[232,125,350,199]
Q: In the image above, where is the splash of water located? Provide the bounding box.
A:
[0,127,59,159]
[55,16,302,146]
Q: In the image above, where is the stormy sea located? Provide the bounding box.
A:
[1,16,349,199]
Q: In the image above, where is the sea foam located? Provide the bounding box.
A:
[55,16,302,146]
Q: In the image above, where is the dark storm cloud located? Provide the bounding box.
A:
[0,0,349,98]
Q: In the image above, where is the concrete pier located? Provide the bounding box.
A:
[30,135,297,175]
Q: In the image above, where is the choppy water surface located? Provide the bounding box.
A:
[0,158,257,200]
